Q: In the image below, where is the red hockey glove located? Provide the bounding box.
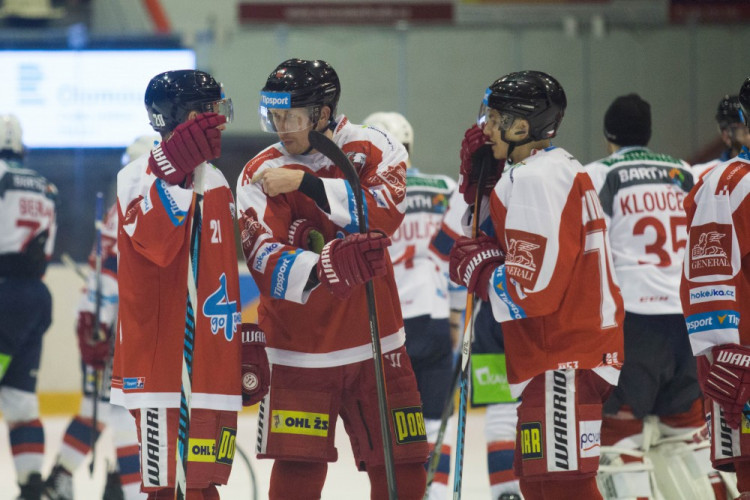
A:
[148,112,226,185]
[449,235,505,302]
[76,312,111,369]
[704,344,750,429]
[317,231,391,300]
[288,219,325,254]
[241,323,270,407]
[458,125,504,205]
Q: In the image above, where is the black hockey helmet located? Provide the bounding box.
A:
[479,70,566,142]
[259,59,340,132]
[145,70,232,133]
[738,77,750,126]
[715,94,743,129]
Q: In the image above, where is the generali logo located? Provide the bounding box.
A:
[689,223,732,278]
[505,229,547,289]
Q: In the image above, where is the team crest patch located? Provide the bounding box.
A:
[271,410,330,437]
[520,422,543,460]
[689,223,732,278]
[216,427,236,465]
[505,229,547,289]
[391,406,427,445]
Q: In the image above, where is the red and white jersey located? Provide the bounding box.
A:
[586,147,694,314]
[485,147,624,396]
[680,150,750,356]
[390,168,456,319]
[235,116,407,368]
[0,159,57,276]
[112,157,242,411]
[78,203,119,330]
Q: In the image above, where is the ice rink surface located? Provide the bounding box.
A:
[0,410,491,499]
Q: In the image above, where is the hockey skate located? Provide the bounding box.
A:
[17,473,45,500]
[498,494,522,500]
[102,470,124,500]
[44,464,73,500]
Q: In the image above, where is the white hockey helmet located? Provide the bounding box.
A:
[122,134,161,166]
[363,111,414,154]
[0,114,23,157]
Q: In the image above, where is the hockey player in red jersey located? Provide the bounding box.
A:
[681,76,750,497]
[449,71,624,500]
[0,114,57,500]
[112,70,269,499]
[236,59,428,500]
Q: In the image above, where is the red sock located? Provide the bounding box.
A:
[736,461,750,494]
[368,463,426,500]
[269,460,327,500]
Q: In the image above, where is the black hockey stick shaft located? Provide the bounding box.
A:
[308,130,398,500]
[452,149,493,499]
[89,192,104,476]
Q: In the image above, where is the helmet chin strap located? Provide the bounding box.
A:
[500,128,534,161]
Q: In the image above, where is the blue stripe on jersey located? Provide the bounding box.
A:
[155,179,188,226]
[9,421,44,445]
[343,181,368,234]
[117,453,141,476]
[685,310,740,335]
[491,266,526,319]
[479,216,495,237]
[487,448,515,473]
[431,229,455,259]
[740,146,750,161]
[270,250,299,299]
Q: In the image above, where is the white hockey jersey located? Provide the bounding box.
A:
[390,169,456,319]
[0,159,57,278]
[486,147,624,395]
[587,147,694,314]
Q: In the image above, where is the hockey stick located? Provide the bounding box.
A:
[308,130,398,500]
[423,304,479,496]
[235,444,258,500]
[89,192,104,476]
[175,165,206,500]
[452,151,493,499]
[61,252,88,281]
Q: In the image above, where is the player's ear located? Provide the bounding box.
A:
[317,106,331,128]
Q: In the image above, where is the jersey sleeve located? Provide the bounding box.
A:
[117,162,195,267]
[681,162,750,356]
[487,167,582,323]
[321,139,407,237]
[236,167,319,305]
[430,188,468,310]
